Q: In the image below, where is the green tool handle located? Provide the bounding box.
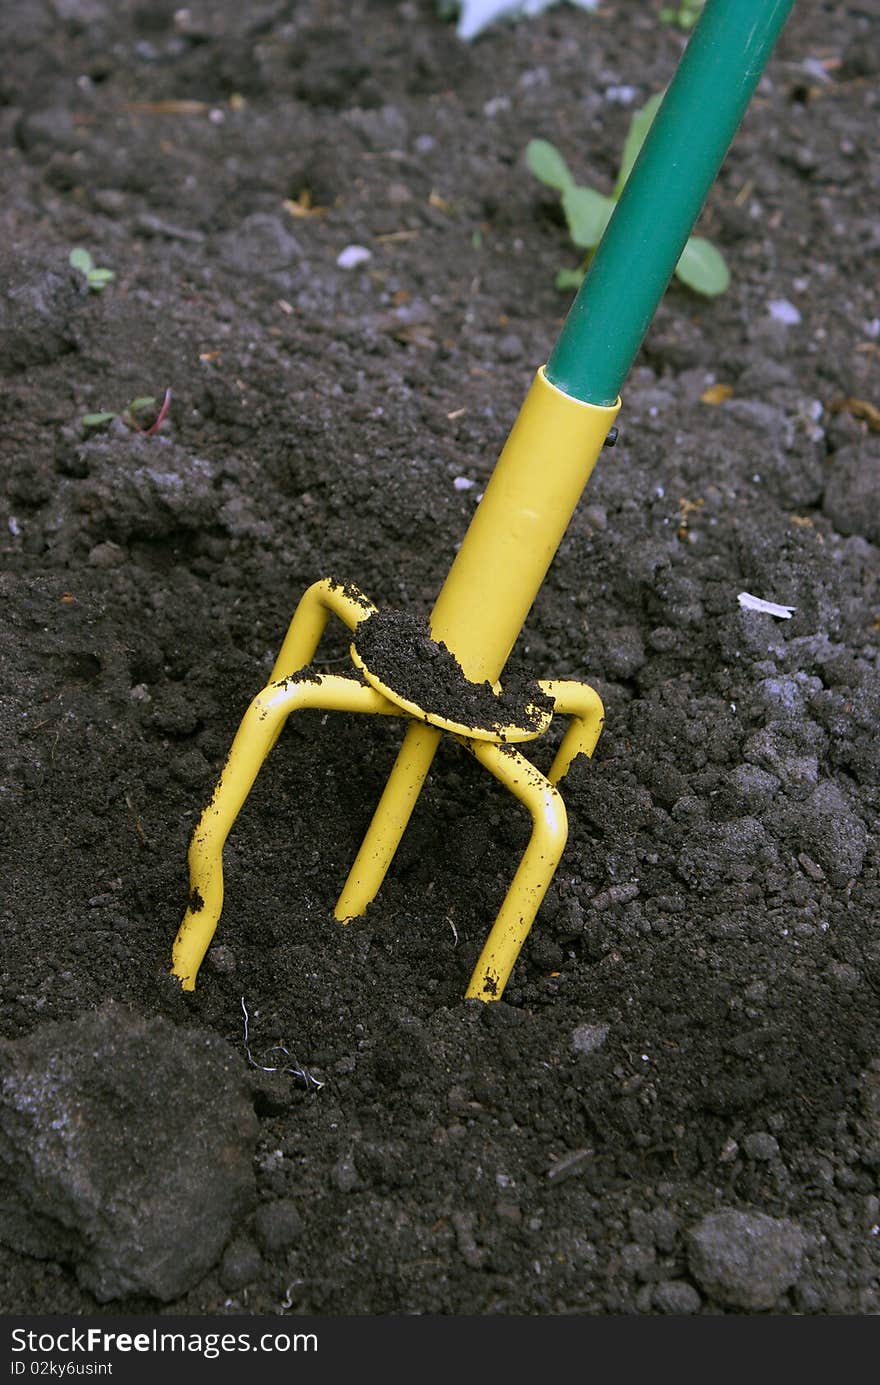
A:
[545,0,797,407]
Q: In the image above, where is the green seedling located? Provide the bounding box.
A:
[527,91,730,296]
[69,246,115,292]
[82,388,172,434]
[659,1,705,30]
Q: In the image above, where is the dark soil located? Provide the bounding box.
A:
[1,0,879,1318]
[352,607,554,734]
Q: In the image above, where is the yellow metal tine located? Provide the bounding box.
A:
[269,577,377,683]
[539,679,605,785]
[334,720,442,921]
[461,741,568,1002]
[171,673,398,992]
[459,681,603,999]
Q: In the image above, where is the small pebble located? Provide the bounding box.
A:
[87,541,125,569]
[742,1131,780,1161]
[219,1237,263,1291]
[620,1242,656,1279]
[497,332,523,361]
[605,85,637,104]
[687,1209,805,1310]
[767,298,801,325]
[572,1023,609,1055]
[206,945,236,975]
[451,1211,486,1268]
[653,1280,702,1314]
[331,1154,358,1192]
[254,1198,303,1254]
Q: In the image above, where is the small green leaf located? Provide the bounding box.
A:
[555,267,586,291]
[81,411,116,427]
[69,247,94,274]
[86,267,115,289]
[526,139,576,192]
[659,1,704,29]
[674,235,730,296]
[561,185,615,249]
[614,91,664,199]
[128,396,156,413]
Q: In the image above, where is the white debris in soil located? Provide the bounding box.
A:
[336,244,372,270]
[605,85,637,104]
[571,1022,609,1054]
[452,0,598,43]
[767,298,802,325]
[453,475,476,490]
[801,56,834,85]
[737,592,796,619]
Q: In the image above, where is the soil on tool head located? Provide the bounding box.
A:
[353,607,553,733]
[1,0,879,1319]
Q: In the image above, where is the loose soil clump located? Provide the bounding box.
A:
[353,607,553,734]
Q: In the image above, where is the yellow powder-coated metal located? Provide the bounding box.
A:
[431,368,620,681]
[333,720,444,922]
[172,371,621,1000]
[541,679,605,785]
[457,677,605,1001]
[268,576,377,682]
[460,740,568,1000]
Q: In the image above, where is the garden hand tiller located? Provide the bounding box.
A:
[172,0,796,1002]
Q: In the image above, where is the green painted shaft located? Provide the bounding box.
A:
[545,0,796,407]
